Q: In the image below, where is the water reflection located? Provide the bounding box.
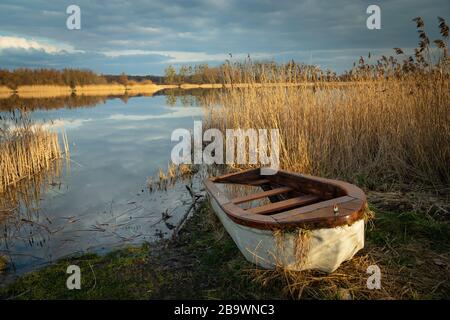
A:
[0,91,213,283]
[158,88,223,107]
[0,94,109,112]
[0,158,64,219]
[0,88,222,112]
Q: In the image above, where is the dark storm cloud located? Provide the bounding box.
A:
[0,0,448,74]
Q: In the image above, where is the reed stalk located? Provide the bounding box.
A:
[0,115,66,194]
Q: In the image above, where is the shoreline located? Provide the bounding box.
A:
[0,84,178,99]
[0,81,402,99]
[0,200,281,299]
[0,194,448,299]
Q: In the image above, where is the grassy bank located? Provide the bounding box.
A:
[1,195,448,299]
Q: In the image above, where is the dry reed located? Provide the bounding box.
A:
[0,157,63,222]
[126,83,166,94]
[0,116,66,194]
[0,85,12,98]
[206,78,449,189]
[147,163,197,192]
[16,85,72,98]
[74,84,127,95]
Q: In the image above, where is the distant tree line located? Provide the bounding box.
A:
[0,68,164,89]
[0,68,111,89]
[103,74,163,85]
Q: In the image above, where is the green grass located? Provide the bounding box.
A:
[367,208,450,251]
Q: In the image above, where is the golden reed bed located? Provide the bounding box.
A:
[206,77,449,189]
[0,124,67,194]
[0,85,13,98]
[15,85,72,98]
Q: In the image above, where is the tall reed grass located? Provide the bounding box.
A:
[16,85,72,98]
[0,115,66,194]
[74,84,127,95]
[206,79,449,189]
[126,83,167,94]
[206,18,449,191]
[0,86,12,99]
[0,157,63,221]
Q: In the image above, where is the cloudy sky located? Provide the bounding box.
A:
[0,0,448,75]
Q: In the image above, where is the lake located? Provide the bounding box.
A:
[0,90,209,283]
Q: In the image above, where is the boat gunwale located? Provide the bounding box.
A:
[204,168,366,230]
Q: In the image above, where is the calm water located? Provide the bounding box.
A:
[0,92,207,282]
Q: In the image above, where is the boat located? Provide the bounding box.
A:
[204,168,367,273]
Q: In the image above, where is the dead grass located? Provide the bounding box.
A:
[0,116,67,194]
[2,84,181,98]
[74,84,126,95]
[0,85,11,93]
[180,83,224,89]
[16,85,72,98]
[249,211,449,300]
[147,163,198,192]
[368,190,449,218]
[0,157,64,223]
[206,78,449,189]
[252,251,388,299]
[205,17,449,190]
[0,85,12,98]
[126,83,168,94]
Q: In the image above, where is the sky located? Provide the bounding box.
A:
[0,0,448,75]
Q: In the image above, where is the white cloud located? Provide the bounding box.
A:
[4,118,93,133]
[38,118,93,130]
[133,26,163,34]
[150,51,230,63]
[103,49,157,58]
[108,107,204,121]
[102,50,270,63]
[0,35,80,54]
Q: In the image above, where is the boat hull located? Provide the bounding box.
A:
[208,194,364,273]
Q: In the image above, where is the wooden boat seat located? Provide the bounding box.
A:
[204,168,366,230]
[246,194,320,215]
[231,186,293,204]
